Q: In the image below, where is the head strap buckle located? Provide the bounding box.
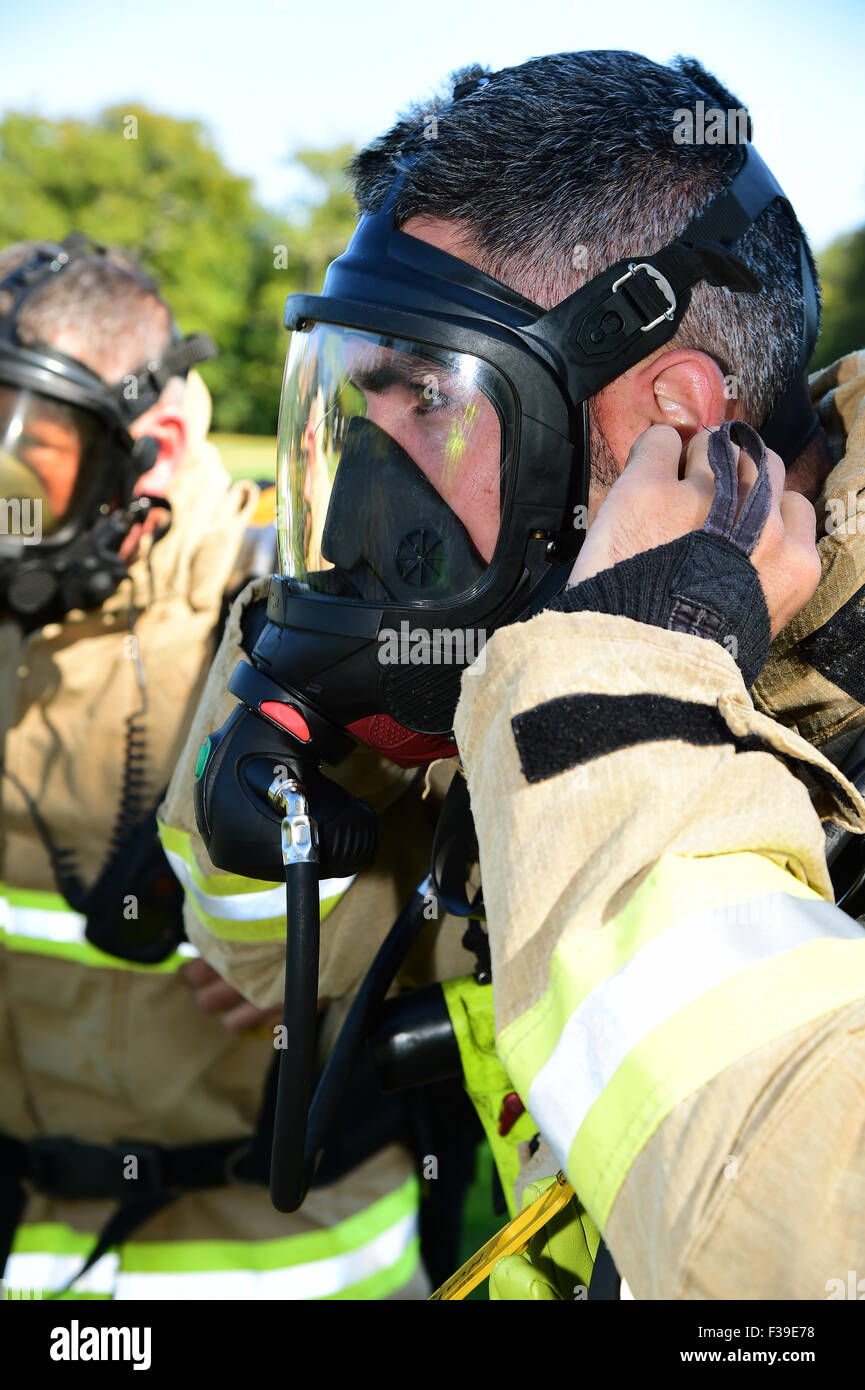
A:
[611,262,677,333]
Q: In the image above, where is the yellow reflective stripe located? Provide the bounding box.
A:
[0,885,196,973]
[498,853,820,1085]
[119,1174,419,1272]
[4,1250,119,1299]
[159,822,353,943]
[9,1177,421,1300]
[0,930,195,973]
[158,822,279,898]
[3,885,71,913]
[497,853,865,1230]
[6,1227,118,1297]
[322,1234,421,1301]
[10,1222,94,1256]
[162,859,287,943]
[113,1216,419,1299]
[570,934,865,1227]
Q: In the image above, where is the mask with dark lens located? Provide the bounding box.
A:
[0,236,216,624]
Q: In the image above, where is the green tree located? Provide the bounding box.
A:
[814,226,865,371]
[240,144,359,435]
[0,108,357,434]
[285,144,359,282]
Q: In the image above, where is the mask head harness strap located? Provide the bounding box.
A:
[526,139,819,461]
[112,329,219,425]
[679,138,820,462]
[382,77,820,466]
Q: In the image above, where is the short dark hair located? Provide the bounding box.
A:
[350,51,817,427]
[0,240,173,384]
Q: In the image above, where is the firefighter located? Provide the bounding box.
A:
[165,50,865,1299]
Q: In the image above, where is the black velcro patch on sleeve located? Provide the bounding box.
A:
[799,585,865,705]
[512,692,751,783]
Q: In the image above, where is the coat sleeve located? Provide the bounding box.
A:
[157,579,457,1009]
[156,578,297,1007]
[454,607,865,1299]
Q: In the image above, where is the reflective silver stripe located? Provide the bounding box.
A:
[527,892,864,1167]
[111,1211,418,1300]
[6,1213,418,1301]
[4,1251,118,1298]
[6,903,89,943]
[0,900,197,956]
[1,901,88,941]
[0,901,198,956]
[163,849,355,921]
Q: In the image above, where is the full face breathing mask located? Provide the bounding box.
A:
[0,235,216,624]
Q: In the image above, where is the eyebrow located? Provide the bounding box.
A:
[347,363,411,394]
[345,350,453,395]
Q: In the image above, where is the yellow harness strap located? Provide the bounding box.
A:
[428,1171,575,1301]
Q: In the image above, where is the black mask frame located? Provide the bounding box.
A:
[248,138,819,744]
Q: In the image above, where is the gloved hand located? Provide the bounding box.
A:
[556,421,820,686]
[489,1177,600,1300]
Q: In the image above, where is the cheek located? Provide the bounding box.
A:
[591,383,635,475]
[465,507,498,564]
[445,457,500,563]
[467,415,502,556]
[363,398,388,431]
[418,410,495,549]
[27,447,80,511]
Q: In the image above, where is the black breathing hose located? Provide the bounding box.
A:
[271,855,322,1212]
[269,777,321,1213]
[303,876,432,1187]
[268,769,435,1213]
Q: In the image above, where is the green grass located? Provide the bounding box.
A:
[212,432,277,483]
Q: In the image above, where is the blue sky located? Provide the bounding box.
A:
[5,0,864,249]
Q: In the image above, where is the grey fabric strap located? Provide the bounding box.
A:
[550,421,776,687]
[704,419,772,556]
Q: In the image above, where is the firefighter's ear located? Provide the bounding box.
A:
[592,348,732,474]
[648,351,731,445]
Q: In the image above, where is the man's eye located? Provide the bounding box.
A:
[412,380,452,413]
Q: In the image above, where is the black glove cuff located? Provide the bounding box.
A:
[549,530,771,687]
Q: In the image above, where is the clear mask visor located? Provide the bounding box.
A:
[276,325,513,607]
[0,384,102,541]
